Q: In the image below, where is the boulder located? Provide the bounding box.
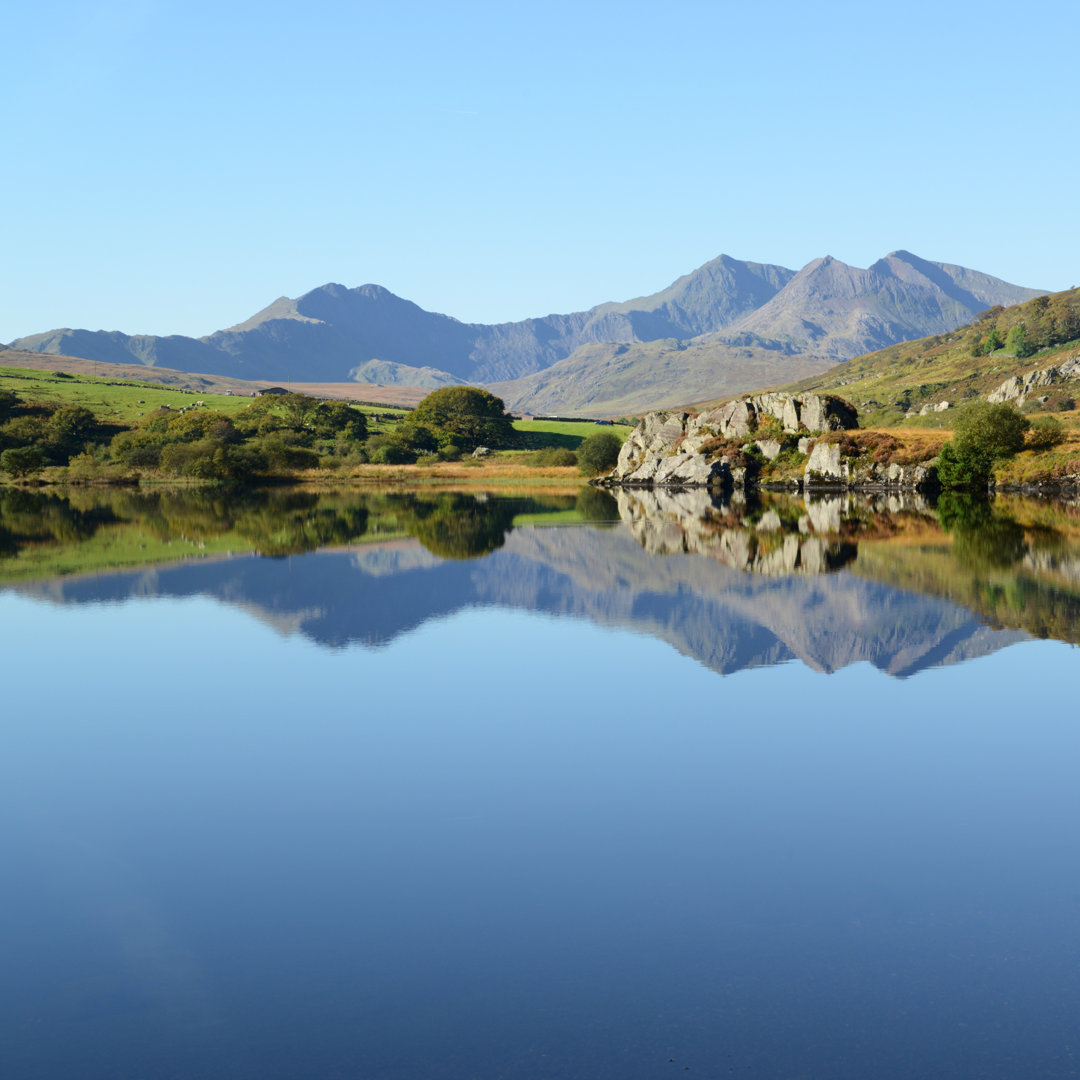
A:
[805,441,846,482]
[654,454,732,488]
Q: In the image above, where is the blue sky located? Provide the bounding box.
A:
[3,0,1077,340]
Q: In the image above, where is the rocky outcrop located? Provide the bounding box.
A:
[605,392,857,488]
[804,441,938,492]
[988,355,1080,407]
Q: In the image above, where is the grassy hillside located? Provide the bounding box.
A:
[771,286,1080,428]
[0,348,430,408]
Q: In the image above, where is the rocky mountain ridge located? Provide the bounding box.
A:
[9,252,1042,415]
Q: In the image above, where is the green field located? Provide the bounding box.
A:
[0,366,413,426]
[512,418,633,449]
[0,366,254,423]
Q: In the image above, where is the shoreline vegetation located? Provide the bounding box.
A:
[6,280,1080,498]
[0,372,633,490]
[6,485,1080,649]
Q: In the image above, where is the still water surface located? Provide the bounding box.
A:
[2,488,1079,1078]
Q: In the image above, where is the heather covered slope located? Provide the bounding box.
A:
[771,286,1080,427]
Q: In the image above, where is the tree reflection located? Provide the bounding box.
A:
[936,493,1027,571]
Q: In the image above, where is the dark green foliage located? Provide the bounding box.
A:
[49,405,97,440]
[576,431,622,475]
[392,421,440,454]
[0,396,105,469]
[530,447,578,467]
[985,327,1004,352]
[952,400,1029,454]
[103,395,365,480]
[937,401,1029,489]
[936,441,995,489]
[364,435,417,464]
[1,446,46,477]
[1027,415,1065,450]
[233,394,367,445]
[408,387,516,451]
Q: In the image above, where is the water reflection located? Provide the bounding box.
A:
[7,485,1080,675]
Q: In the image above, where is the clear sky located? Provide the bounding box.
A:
[3,0,1077,341]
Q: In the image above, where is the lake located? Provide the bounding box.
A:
[2,486,1079,1079]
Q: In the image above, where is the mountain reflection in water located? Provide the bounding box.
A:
[4,485,1080,676]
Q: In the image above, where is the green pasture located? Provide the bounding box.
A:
[0,366,413,427]
[512,418,633,449]
[0,366,253,424]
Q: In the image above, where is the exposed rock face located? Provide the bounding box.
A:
[988,355,1080,407]
[607,392,857,487]
[696,391,857,437]
[804,444,938,492]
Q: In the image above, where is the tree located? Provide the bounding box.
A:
[1005,323,1033,358]
[1,446,46,478]
[409,387,516,451]
[577,431,622,475]
[49,405,97,440]
[985,327,1004,352]
[952,400,1029,454]
[937,401,1029,489]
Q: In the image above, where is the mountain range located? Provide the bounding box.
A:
[8,251,1043,415]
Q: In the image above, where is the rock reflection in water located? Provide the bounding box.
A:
[613,488,929,575]
[9,485,1080,670]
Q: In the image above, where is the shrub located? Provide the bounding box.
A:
[1,445,46,478]
[532,447,578,467]
[952,400,1029,456]
[937,401,1029,489]
[367,440,416,465]
[1027,415,1066,450]
[577,431,622,475]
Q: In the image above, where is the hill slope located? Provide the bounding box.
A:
[771,286,1080,425]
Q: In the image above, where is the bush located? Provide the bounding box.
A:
[367,440,416,465]
[937,401,1029,489]
[531,447,578,467]
[952,400,1029,456]
[577,431,622,475]
[1027,415,1066,450]
[1,445,46,478]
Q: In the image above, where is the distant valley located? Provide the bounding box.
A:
[8,251,1043,415]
